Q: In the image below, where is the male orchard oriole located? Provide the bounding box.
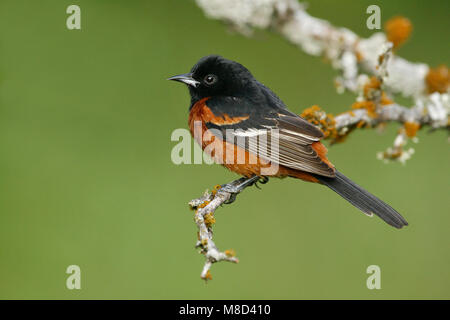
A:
[169,55,408,229]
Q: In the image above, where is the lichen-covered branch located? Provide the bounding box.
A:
[195,0,441,96]
[189,185,239,281]
[298,43,448,162]
[195,0,449,163]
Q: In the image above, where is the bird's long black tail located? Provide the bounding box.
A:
[316,170,408,229]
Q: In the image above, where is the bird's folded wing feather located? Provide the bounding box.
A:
[204,97,336,177]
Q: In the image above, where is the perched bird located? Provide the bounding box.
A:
[169,55,408,229]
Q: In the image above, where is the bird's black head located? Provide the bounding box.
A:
[168,55,258,106]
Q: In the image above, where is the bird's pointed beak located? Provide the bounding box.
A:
[167,73,200,88]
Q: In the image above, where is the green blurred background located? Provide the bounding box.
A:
[0,0,449,299]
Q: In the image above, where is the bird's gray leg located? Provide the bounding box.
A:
[220,176,269,204]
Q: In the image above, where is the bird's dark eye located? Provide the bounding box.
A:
[204,74,217,86]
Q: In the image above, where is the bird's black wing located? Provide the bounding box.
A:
[204,96,335,177]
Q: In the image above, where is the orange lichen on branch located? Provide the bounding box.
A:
[356,120,366,129]
[380,149,402,160]
[202,270,213,281]
[425,65,450,94]
[224,249,236,257]
[361,76,392,109]
[377,53,385,67]
[384,16,412,49]
[301,105,322,126]
[204,213,216,228]
[363,76,381,100]
[197,200,210,209]
[211,184,222,196]
[355,50,364,63]
[380,92,394,105]
[352,100,377,118]
[404,121,420,138]
[300,105,338,139]
[353,41,364,62]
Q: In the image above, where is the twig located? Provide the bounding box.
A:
[189,184,241,280]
